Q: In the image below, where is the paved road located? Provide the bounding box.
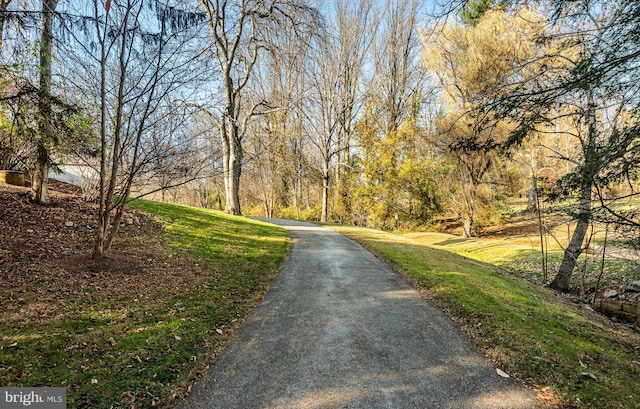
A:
[178,219,540,409]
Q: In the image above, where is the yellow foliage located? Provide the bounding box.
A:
[423,7,546,111]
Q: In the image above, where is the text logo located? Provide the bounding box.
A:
[1,388,66,409]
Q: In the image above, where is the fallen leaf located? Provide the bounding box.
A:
[91,379,99,384]
[174,334,181,341]
[496,368,510,378]
[581,372,597,381]
[215,328,223,335]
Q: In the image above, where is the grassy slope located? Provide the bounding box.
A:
[406,232,559,282]
[329,225,640,409]
[407,232,639,293]
[0,200,288,408]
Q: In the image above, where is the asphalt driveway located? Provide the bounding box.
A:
[177,219,540,409]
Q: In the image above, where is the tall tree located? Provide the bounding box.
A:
[424,6,543,236]
[198,0,314,215]
[373,0,422,137]
[332,0,374,187]
[198,0,254,215]
[60,0,209,258]
[340,0,426,228]
[243,11,315,217]
[305,0,373,223]
[549,0,640,292]
[478,0,640,291]
[31,0,58,205]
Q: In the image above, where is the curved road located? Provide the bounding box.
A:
[178,219,540,409]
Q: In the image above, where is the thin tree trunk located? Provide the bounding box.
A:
[549,190,591,292]
[460,167,476,238]
[462,216,473,238]
[536,189,548,282]
[526,173,538,213]
[93,1,128,259]
[225,131,242,215]
[32,145,50,204]
[93,0,109,259]
[294,175,301,220]
[0,1,12,57]
[321,166,330,223]
[550,88,597,293]
[32,0,58,205]
[221,121,232,213]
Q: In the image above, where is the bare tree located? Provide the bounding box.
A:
[0,0,13,56]
[305,0,374,223]
[373,0,422,136]
[198,0,314,215]
[346,0,424,228]
[241,4,315,217]
[58,0,209,258]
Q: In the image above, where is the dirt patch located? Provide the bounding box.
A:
[0,181,206,323]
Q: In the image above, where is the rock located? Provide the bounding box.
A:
[65,221,74,227]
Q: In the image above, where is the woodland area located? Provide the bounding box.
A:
[1,0,639,293]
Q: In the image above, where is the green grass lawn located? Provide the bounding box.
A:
[329,224,640,409]
[407,231,639,291]
[0,200,288,408]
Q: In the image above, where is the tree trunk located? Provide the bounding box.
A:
[220,121,231,213]
[294,176,301,220]
[0,1,11,57]
[224,133,242,215]
[550,88,597,293]
[462,215,473,238]
[31,145,50,204]
[93,0,109,260]
[460,167,476,238]
[93,0,127,260]
[320,169,329,223]
[549,190,591,292]
[0,11,4,58]
[526,173,538,213]
[32,0,58,205]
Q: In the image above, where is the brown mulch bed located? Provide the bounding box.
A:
[0,180,205,325]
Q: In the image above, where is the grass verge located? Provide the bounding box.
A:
[405,232,639,291]
[328,224,640,409]
[0,200,288,408]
